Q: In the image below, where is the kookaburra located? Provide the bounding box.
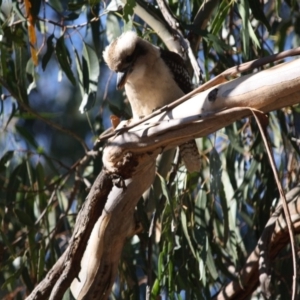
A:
[103,31,201,173]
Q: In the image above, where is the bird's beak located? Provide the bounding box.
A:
[116,68,130,90]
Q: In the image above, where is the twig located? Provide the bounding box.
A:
[190,0,220,52]
[96,47,300,143]
[250,108,298,300]
[156,0,202,81]
[0,77,89,152]
[12,14,107,29]
[146,211,155,300]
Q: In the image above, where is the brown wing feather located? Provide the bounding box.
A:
[160,49,200,172]
[159,48,193,94]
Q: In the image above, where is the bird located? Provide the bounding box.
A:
[103,31,201,173]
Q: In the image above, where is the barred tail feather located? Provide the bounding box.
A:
[179,140,201,173]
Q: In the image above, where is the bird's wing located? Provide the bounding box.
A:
[159,48,193,94]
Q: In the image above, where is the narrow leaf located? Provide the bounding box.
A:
[0,151,14,173]
[123,0,135,22]
[14,208,34,227]
[55,36,76,85]
[180,210,196,258]
[16,125,38,148]
[249,0,271,31]
[42,34,55,71]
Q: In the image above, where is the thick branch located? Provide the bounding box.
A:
[103,59,300,171]
[71,151,158,299]
[26,170,113,300]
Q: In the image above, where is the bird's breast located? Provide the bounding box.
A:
[125,77,184,119]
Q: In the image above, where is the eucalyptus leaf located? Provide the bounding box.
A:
[105,0,124,12]
[55,36,76,85]
[42,34,55,71]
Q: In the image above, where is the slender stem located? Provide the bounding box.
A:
[251,108,298,300]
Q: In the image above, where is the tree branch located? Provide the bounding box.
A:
[97,48,300,143]
[102,58,300,170]
[26,170,113,300]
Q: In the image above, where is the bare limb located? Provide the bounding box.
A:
[97,51,300,143]
[155,0,201,80]
[26,170,113,300]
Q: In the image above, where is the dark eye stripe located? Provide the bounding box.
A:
[126,54,134,63]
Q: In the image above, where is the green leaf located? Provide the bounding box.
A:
[210,148,229,244]
[13,39,29,103]
[67,1,86,11]
[157,173,176,224]
[106,14,122,42]
[237,0,250,59]
[14,208,34,227]
[82,43,99,92]
[21,266,34,291]
[249,0,271,31]
[4,102,17,131]
[204,34,231,54]
[42,34,55,71]
[26,58,38,94]
[0,150,14,173]
[151,279,160,296]
[247,19,260,49]
[180,210,196,258]
[206,245,218,280]
[48,0,63,12]
[77,43,99,112]
[209,147,222,194]
[64,12,80,21]
[79,92,97,113]
[55,36,76,85]
[37,241,45,282]
[35,162,47,211]
[123,0,135,22]
[211,0,232,36]
[36,162,44,189]
[16,125,38,148]
[6,162,26,204]
[0,43,9,77]
[74,48,84,95]
[196,251,206,284]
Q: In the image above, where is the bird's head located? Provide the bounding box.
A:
[103,31,147,89]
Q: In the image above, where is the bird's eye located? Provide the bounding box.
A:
[126,54,134,63]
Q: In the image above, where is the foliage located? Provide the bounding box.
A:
[0,0,300,299]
